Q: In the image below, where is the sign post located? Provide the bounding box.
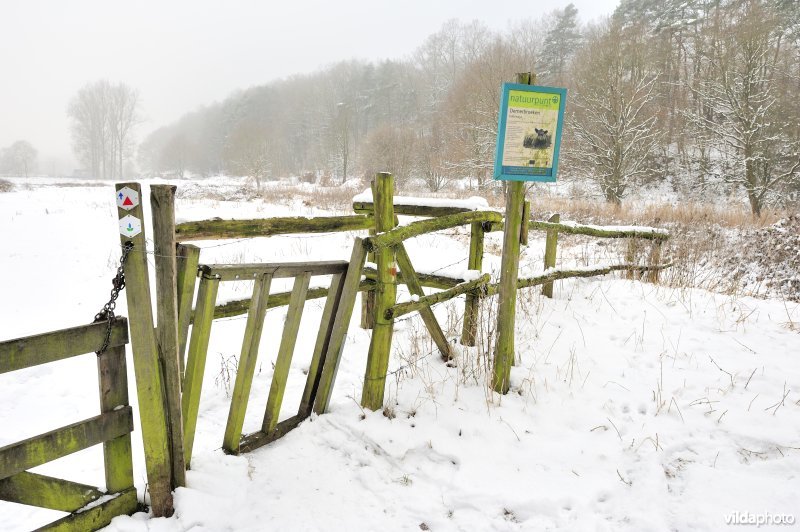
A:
[492,73,566,394]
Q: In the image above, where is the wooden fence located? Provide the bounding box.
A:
[0,319,139,531]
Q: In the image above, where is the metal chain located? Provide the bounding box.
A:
[94,241,134,355]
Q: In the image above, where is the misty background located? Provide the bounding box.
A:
[1,0,798,216]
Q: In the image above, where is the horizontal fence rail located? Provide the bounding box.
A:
[199,260,349,281]
[0,319,128,374]
[175,214,374,241]
[365,211,503,250]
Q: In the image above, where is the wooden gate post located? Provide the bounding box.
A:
[114,182,174,516]
[542,213,560,298]
[361,172,397,411]
[150,185,187,489]
[492,73,534,395]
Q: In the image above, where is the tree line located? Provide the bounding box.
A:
[127,0,800,215]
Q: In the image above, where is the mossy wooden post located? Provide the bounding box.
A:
[646,241,663,284]
[176,243,200,375]
[460,222,484,346]
[150,185,187,489]
[625,239,640,280]
[361,180,378,329]
[97,343,134,494]
[520,200,531,246]
[114,182,173,517]
[361,172,397,411]
[542,213,560,298]
[492,73,533,394]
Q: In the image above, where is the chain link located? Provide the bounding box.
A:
[94,241,134,355]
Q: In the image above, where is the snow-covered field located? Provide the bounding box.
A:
[1,177,799,531]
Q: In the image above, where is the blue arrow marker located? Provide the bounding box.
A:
[118,192,124,200]
[127,223,133,232]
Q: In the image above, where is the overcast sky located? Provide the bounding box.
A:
[0,0,619,172]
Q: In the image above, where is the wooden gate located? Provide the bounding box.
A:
[180,242,367,462]
[0,319,138,531]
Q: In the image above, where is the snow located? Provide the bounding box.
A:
[558,219,670,235]
[353,189,490,211]
[1,176,799,531]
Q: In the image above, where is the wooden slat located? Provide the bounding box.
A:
[181,275,219,467]
[298,274,345,418]
[0,408,133,480]
[262,273,311,434]
[199,260,348,282]
[175,214,374,241]
[395,243,452,360]
[97,344,134,494]
[313,238,368,414]
[222,274,273,455]
[176,244,201,376]
[0,472,104,512]
[238,415,303,454]
[0,319,128,374]
[37,486,138,532]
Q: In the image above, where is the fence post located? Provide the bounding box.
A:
[520,200,530,246]
[460,222,484,346]
[625,239,640,280]
[150,185,187,489]
[114,182,173,517]
[646,240,663,284]
[542,213,560,298]
[361,172,397,411]
[360,180,377,329]
[493,72,534,394]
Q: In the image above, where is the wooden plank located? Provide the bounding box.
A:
[0,408,133,480]
[221,274,273,455]
[37,487,138,532]
[387,275,491,320]
[181,275,219,467]
[361,173,397,411]
[0,472,104,512]
[175,214,374,241]
[394,243,452,360]
[176,244,201,375]
[0,319,128,374]
[461,222,484,346]
[488,219,670,240]
[364,266,462,290]
[262,273,311,434]
[238,415,303,454]
[114,182,173,517]
[199,260,349,282]
[96,345,134,494]
[365,210,503,250]
[313,238,368,414]
[542,213,560,298]
[360,185,378,330]
[353,202,473,217]
[150,185,187,489]
[298,274,345,418]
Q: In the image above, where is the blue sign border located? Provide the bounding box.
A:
[494,83,567,182]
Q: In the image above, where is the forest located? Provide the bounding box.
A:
[137,0,800,216]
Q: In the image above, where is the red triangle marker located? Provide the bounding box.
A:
[123,196,134,206]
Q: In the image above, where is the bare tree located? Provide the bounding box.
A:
[68,80,140,179]
[686,0,800,217]
[360,125,416,186]
[0,140,37,177]
[569,22,661,205]
[225,120,273,190]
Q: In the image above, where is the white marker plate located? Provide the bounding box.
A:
[116,187,139,210]
[119,215,142,238]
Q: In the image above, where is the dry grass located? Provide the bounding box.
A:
[0,179,13,193]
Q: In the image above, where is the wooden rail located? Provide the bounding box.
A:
[175,214,374,241]
[365,211,502,250]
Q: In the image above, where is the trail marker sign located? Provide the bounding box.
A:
[494,83,567,182]
[119,214,142,238]
[117,187,139,210]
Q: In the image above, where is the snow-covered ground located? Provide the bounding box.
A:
[1,177,798,531]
